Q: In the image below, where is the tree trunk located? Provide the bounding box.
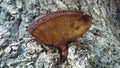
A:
[0,0,120,68]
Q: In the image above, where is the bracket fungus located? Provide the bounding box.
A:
[28,10,92,59]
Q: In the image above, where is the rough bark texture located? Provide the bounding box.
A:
[0,0,120,68]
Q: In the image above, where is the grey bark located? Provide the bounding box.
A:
[0,0,120,68]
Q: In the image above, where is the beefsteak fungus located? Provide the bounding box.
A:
[28,10,92,58]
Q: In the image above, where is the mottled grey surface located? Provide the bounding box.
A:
[0,0,120,68]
